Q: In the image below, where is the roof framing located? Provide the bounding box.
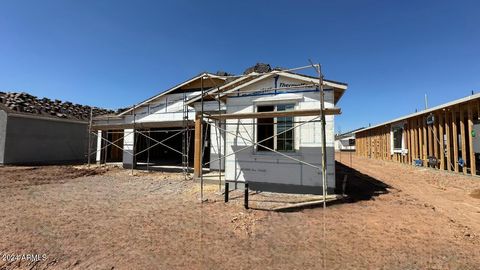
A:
[356,93,480,133]
[118,72,227,116]
[186,70,348,106]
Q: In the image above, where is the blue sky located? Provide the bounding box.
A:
[0,0,479,132]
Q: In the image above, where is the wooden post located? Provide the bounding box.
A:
[433,113,439,168]
[445,111,452,171]
[387,127,391,160]
[411,119,416,164]
[452,107,459,173]
[383,130,386,160]
[413,118,418,162]
[439,113,445,170]
[193,115,202,178]
[468,102,476,175]
[385,127,388,160]
[460,107,467,174]
[422,116,428,167]
[386,126,389,160]
[418,117,423,163]
[406,122,411,164]
[428,116,433,159]
[402,125,410,163]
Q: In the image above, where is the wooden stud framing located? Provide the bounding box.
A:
[411,119,417,163]
[439,113,445,170]
[445,111,452,171]
[407,120,411,163]
[418,117,423,162]
[403,124,408,163]
[413,118,418,161]
[428,117,433,160]
[468,102,476,175]
[355,97,479,176]
[452,107,459,173]
[422,116,428,166]
[460,107,467,174]
[433,113,439,168]
[385,127,389,160]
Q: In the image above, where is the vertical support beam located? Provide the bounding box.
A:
[410,119,415,164]
[383,127,387,160]
[432,113,440,168]
[369,131,372,158]
[445,111,452,171]
[460,107,467,174]
[132,105,136,174]
[432,113,440,169]
[439,113,445,170]
[244,183,249,209]
[122,129,134,169]
[385,127,388,160]
[96,130,102,164]
[104,130,109,165]
[428,116,433,159]
[224,182,229,203]
[452,107,459,173]
[387,127,391,160]
[410,119,417,165]
[406,123,411,164]
[87,108,93,166]
[417,116,422,162]
[193,114,202,178]
[422,116,428,167]
[468,102,476,175]
[317,64,328,208]
[412,118,417,162]
[402,125,410,163]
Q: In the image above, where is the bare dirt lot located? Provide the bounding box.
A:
[0,155,479,270]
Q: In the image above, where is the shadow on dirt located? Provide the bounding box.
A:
[251,161,393,212]
[334,161,391,204]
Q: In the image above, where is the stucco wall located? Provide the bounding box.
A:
[3,115,89,164]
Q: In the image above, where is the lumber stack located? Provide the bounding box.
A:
[0,91,114,120]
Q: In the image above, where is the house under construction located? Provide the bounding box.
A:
[91,63,348,195]
[355,93,480,176]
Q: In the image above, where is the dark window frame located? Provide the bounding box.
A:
[256,103,295,152]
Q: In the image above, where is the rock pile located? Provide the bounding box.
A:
[0,91,114,120]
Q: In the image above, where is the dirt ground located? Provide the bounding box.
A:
[0,155,479,270]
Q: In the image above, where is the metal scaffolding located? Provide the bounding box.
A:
[195,62,333,209]
[85,62,336,209]
[86,90,196,180]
